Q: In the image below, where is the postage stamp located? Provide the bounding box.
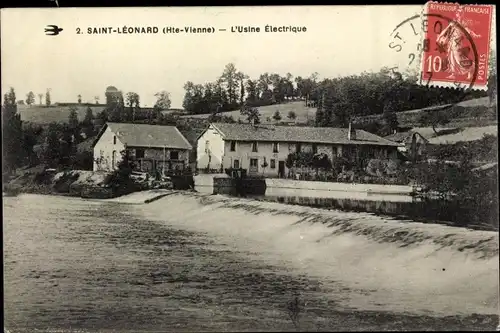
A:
[420,1,493,90]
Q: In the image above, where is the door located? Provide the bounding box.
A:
[278,161,285,178]
[249,158,259,175]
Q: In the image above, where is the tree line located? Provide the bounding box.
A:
[21,90,52,107]
[182,62,493,133]
[182,63,320,115]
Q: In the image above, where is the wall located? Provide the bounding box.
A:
[93,126,126,172]
[197,125,225,171]
[130,147,190,173]
[193,174,415,197]
[193,173,233,195]
[264,178,414,195]
[222,141,345,177]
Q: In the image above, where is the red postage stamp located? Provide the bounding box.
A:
[420,2,493,90]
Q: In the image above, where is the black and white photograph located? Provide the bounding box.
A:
[2,4,499,332]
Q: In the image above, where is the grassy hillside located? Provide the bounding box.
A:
[424,125,498,145]
[355,97,497,128]
[18,105,107,124]
[180,101,316,124]
[17,104,184,124]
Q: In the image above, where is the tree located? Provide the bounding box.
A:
[26,91,35,106]
[78,94,82,104]
[236,71,248,106]
[22,123,43,166]
[311,153,332,175]
[38,93,43,105]
[182,81,205,114]
[43,122,62,167]
[240,105,261,124]
[272,110,282,121]
[246,79,259,105]
[82,107,95,138]
[381,101,399,136]
[107,90,125,122]
[107,149,137,195]
[219,63,240,107]
[125,92,140,121]
[59,124,76,166]
[2,88,23,173]
[153,91,172,111]
[418,110,450,136]
[68,106,79,129]
[287,110,297,120]
[45,89,52,106]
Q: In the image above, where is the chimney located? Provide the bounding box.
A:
[348,122,356,140]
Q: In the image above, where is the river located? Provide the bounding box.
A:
[3,193,499,332]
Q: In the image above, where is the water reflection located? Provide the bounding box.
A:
[195,184,497,231]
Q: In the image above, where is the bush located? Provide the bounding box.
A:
[105,150,139,195]
[71,151,94,170]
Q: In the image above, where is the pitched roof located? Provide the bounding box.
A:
[98,122,192,150]
[472,162,498,172]
[384,130,430,144]
[209,123,401,147]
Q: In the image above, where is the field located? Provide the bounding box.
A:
[424,125,498,145]
[356,97,496,128]
[18,104,107,124]
[180,101,317,124]
[17,104,181,124]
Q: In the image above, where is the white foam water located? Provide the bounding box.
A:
[131,192,500,318]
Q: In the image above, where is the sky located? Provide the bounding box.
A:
[1,5,496,108]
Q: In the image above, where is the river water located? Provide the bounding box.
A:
[3,194,499,332]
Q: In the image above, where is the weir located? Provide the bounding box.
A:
[133,192,499,318]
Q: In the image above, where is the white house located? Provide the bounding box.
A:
[196,122,402,177]
[93,122,192,174]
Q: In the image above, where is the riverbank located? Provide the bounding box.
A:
[2,166,179,200]
[133,192,499,319]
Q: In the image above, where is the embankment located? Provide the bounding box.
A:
[4,167,188,199]
[4,167,110,197]
[133,192,499,318]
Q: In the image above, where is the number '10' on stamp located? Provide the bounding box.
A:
[420,1,494,90]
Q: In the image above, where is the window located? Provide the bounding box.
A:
[270,159,276,169]
[112,150,117,168]
[205,140,210,153]
[250,158,258,167]
[296,143,302,152]
[233,159,240,169]
[272,142,279,153]
[113,136,117,145]
[312,144,318,154]
[170,151,179,160]
[332,146,339,157]
[251,141,258,152]
[230,141,236,152]
[136,148,145,159]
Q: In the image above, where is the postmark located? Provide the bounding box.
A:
[420,2,493,90]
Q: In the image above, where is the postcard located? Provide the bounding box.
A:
[2,4,498,332]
